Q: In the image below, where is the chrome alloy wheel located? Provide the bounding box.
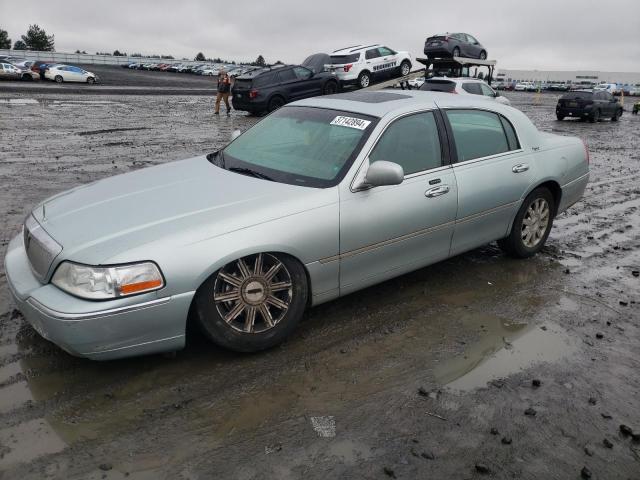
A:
[213,253,293,333]
[521,198,550,248]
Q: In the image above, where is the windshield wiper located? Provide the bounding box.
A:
[207,150,226,168]
[228,167,274,181]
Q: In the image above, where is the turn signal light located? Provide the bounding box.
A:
[120,279,163,295]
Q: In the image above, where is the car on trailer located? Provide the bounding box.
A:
[420,77,510,105]
[424,33,487,60]
[325,44,412,89]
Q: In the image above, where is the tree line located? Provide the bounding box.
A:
[0,26,280,66]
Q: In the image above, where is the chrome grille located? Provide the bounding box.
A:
[24,214,62,281]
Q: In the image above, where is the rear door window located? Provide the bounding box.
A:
[252,73,275,88]
[293,66,312,80]
[277,68,296,83]
[365,49,381,60]
[369,111,442,175]
[446,110,511,162]
[377,47,395,56]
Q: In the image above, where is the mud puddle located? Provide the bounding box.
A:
[436,320,577,391]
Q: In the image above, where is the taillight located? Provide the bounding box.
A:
[343,64,353,72]
[249,89,258,99]
[582,139,590,165]
[443,36,450,42]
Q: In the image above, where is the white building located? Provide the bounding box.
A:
[495,69,640,86]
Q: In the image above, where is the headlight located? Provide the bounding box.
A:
[51,261,164,300]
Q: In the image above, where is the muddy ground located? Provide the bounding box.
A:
[0,91,639,480]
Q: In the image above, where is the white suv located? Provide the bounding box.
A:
[325,44,412,89]
[420,77,511,105]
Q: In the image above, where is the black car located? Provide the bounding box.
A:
[556,90,623,122]
[424,33,487,60]
[231,65,339,114]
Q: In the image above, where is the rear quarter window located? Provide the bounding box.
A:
[420,80,456,93]
[329,53,360,64]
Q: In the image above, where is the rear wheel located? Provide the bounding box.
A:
[479,50,487,60]
[194,253,308,352]
[452,47,461,57]
[556,114,565,121]
[21,73,33,82]
[54,75,63,83]
[589,109,600,123]
[267,95,285,112]
[358,71,371,89]
[498,187,555,258]
[400,60,411,76]
[611,108,622,121]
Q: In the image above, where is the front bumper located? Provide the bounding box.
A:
[5,234,192,360]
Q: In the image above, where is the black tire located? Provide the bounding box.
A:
[556,114,565,121]
[87,77,95,84]
[589,109,600,123]
[54,75,63,83]
[452,47,461,57]
[479,50,487,60]
[498,187,555,259]
[323,80,338,95]
[21,73,33,82]
[399,60,411,77]
[194,253,308,352]
[357,71,371,89]
[267,95,285,112]
[611,108,621,121]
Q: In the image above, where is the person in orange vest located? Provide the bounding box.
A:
[215,69,232,115]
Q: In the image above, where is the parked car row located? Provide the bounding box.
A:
[121,61,261,78]
[0,56,98,84]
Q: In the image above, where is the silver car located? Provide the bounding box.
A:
[5,91,589,360]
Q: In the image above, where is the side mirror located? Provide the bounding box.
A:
[364,161,404,187]
[231,129,242,141]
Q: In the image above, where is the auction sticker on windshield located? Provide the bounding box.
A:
[330,116,371,130]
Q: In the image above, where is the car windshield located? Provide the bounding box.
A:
[219,106,378,188]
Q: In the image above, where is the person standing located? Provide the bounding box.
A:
[215,69,232,115]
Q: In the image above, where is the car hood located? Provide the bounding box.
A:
[32,156,336,265]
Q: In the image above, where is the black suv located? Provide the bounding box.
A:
[556,90,623,122]
[231,65,339,114]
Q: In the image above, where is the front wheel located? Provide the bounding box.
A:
[194,253,308,352]
[498,187,555,258]
[589,109,600,123]
[323,80,338,95]
[87,77,95,84]
[611,109,622,121]
[556,114,565,121]
[479,50,487,60]
[358,71,371,89]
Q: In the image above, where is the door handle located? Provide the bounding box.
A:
[425,185,450,197]
[512,163,529,173]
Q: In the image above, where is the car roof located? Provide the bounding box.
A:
[331,44,382,54]
[427,76,490,85]
[292,89,505,118]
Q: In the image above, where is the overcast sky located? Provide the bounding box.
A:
[1,0,639,72]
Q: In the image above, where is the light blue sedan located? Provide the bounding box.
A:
[5,91,589,360]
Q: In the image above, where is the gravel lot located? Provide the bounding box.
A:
[0,90,638,480]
